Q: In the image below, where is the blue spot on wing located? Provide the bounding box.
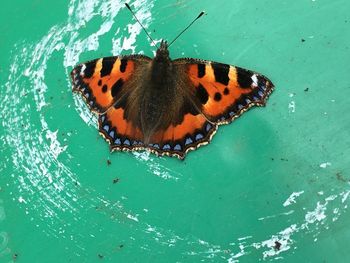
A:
[205,123,212,132]
[114,138,121,145]
[153,144,160,149]
[185,137,193,146]
[195,133,204,141]
[124,139,130,146]
[163,144,171,150]
[174,144,182,151]
[133,141,141,146]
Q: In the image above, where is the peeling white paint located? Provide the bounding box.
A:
[320,162,331,168]
[45,130,68,159]
[305,202,327,223]
[127,213,139,222]
[288,101,296,113]
[283,191,304,207]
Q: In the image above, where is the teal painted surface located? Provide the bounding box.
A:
[1,0,350,262]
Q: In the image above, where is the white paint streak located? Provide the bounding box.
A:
[127,213,139,222]
[251,224,297,259]
[133,152,180,181]
[258,210,294,221]
[341,191,350,203]
[112,0,154,54]
[283,191,304,207]
[46,130,68,159]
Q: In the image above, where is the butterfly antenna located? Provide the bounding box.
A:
[125,3,158,48]
[168,11,205,48]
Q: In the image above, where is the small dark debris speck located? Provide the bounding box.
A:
[113,178,120,184]
[107,159,111,166]
[274,241,282,250]
[119,244,124,248]
[301,38,305,42]
[13,254,18,260]
[336,172,348,183]
[98,254,104,259]
[304,87,309,92]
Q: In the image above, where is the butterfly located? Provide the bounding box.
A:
[70,5,274,160]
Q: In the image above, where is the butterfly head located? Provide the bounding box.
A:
[155,40,170,62]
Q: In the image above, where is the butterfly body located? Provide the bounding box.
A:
[71,40,274,159]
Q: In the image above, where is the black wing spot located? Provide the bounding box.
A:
[120,58,128,73]
[212,63,230,85]
[83,61,96,78]
[98,79,102,86]
[197,63,206,78]
[223,87,229,95]
[236,67,253,88]
[102,85,108,93]
[111,79,124,97]
[214,92,222,101]
[196,83,209,104]
[100,57,117,77]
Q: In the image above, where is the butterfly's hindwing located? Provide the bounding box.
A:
[148,113,218,159]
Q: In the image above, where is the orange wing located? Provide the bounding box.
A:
[173,58,274,124]
[71,55,151,113]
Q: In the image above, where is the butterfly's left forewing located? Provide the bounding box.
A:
[71,55,150,113]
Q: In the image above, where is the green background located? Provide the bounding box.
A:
[1,0,350,262]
